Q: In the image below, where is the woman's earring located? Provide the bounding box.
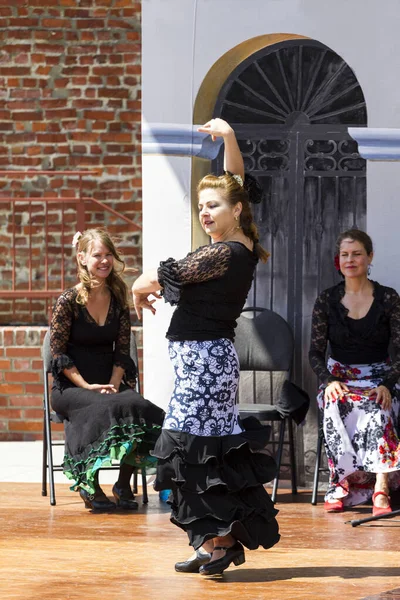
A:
[368,264,372,276]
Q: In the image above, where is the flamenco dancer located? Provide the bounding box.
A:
[132,118,280,575]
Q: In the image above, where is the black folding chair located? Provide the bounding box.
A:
[235,307,309,503]
[41,330,148,506]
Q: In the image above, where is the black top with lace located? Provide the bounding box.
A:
[50,287,137,390]
[158,241,258,341]
[309,280,400,392]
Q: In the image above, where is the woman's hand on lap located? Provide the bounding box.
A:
[369,385,392,410]
[324,381,349,402]
[86,383,116,393]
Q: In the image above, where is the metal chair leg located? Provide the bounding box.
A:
[311,431,323,505]
[271,419,286,504]
[141,468,148,504]
[288,417,297,495]
[42,413,48,497]
[133,470,138,494]
[44,372,56,506]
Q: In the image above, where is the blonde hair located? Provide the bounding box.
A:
[197,173,270,263]
[74,228,130,308]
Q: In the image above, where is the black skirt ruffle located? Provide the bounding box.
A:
[153,417,280,550]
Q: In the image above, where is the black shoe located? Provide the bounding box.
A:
[199,542,245,576]
[175,549,212,573]
[112,483,139,510]
[79,487,116,511]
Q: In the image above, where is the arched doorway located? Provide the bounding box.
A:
[209,38,367,481]
[212,39,367,395]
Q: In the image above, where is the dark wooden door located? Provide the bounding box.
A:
[213,39,367,398]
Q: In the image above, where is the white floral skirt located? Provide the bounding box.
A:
[317,358,400,506]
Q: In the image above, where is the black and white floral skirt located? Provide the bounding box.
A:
[318,358,400,506]
[153,338,280,551]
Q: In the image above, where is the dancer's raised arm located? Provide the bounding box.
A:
[197,118,244,178]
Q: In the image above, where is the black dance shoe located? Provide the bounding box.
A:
[199,542,245,576]
[79,487,116,511]
[112,483,139,510]
[175,549,212,573]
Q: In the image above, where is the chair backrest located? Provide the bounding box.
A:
[234,308,294,373]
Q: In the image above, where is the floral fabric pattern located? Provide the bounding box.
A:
[163,338,243,436]
[318,357,400,506]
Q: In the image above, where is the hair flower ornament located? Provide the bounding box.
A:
[232,173,244,187]
[72,231,82,248]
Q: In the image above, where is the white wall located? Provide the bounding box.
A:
[143,0,400,407]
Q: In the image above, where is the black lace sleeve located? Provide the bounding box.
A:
[381,288,400,392]
[157,243,231,305]
[114,305,137,388]
[309,291,337,385]
[50,290,75,377]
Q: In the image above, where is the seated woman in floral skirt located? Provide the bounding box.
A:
[309,228,400,515]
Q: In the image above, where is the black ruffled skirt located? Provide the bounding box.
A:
[51,385,165,493]
[153,416,280,551]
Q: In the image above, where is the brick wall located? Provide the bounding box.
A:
[0,0,142,325]
[0,326,143,441]
[0,0,143,440]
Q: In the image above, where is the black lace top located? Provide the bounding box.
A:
[309,281,400,392]
[50,287,137,391]
[158,241,258,341]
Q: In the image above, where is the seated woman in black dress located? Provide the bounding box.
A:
[309,229,400,515]
[50,228,165,511]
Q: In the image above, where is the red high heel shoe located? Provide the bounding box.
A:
[372,491,392,516]
[323,499,344,512]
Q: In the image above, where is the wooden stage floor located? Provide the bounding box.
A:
[0,483,399,600]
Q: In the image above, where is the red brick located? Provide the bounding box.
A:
[45,109,77,120]
[9,420,42,432]
[5,371,41,383]
[119,111,140,122]
[11,110,42,121]
[98,88,129,99]
[42,19,71,29]
[76,19,105,29]
[12,359,31,370]
[6,347,41,358]
[0,383,24,394]
[9,18,40,28]
[83,110,115,120]
[104,155,133,165]
[9,395,42,407]
[0,67,30,76]
[108,19,134,29]
[23,409,44,419]
[25,384,44,394]
[1,409,22,419]
[35,44,65,54]
[0,396,8,406]
[92,66,124,76]
[126,65,141,75]
[100,133,132,143]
